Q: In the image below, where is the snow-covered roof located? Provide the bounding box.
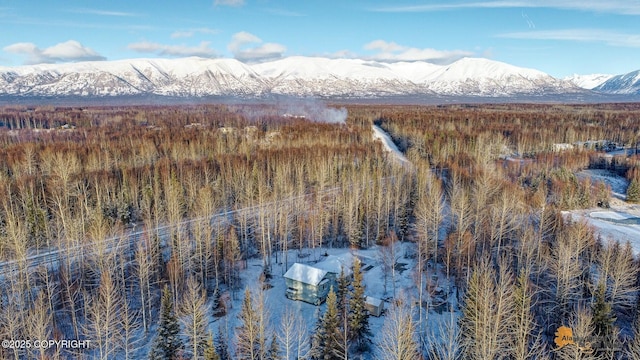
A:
[283,263,328,286]
[365,296,384,307]
[313,254,355,277]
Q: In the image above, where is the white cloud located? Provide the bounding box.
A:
[128,41,218,57]
[171,31,194,39]
[228,31,262,52]
[364,40,407,53]
[326,49,359,59]
[214,0,244,7]
[67,8,140,17]
[170,27,219,39]
[363,40,472,63]
[498,29,640,47]
[228,31,286,63]
[371,1,640,15]
[4,42,39,55]
[265,8,305,17]
[3,40,105,64]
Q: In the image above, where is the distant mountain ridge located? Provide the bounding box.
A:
[594,70,640,95]
[0,56,615,99]
[563,74,614,90]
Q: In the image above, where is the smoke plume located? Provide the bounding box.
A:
[279,98,347,124]
[228,98,348,125]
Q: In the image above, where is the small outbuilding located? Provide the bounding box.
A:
[283,263,331,305]
[365,296,385,317]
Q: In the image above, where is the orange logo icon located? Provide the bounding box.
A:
[554,326,575,349]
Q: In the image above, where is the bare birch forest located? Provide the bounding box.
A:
[0,103,640,359]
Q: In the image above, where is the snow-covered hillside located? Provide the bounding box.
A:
[563,73,613,89]
[594,69,640,95]
[0,56,583,98]
[419,57,575,95]
[0,57,268,97]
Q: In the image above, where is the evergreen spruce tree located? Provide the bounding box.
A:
[310,287,346,359]
[628,178,640,203]
[310,308,327,360]
[348,259,372,352]
[212,286,226,317]
[592,281,616,337]
[149,285,183,360]
[336,267,350,315]
[204,332,220,360]
[215,325,231,360]
[266,332,281,360]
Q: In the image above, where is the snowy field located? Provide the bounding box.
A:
[565,170,640,253]
[172,125,445,358]
[565,206,640,254]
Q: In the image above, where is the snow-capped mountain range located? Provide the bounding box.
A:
[563,74,614,90]
[594,70,640,95]
[0,56,635,99]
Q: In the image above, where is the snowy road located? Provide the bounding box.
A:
[372,125,412,167]
[0,175,401,278]
[0,189,338,277]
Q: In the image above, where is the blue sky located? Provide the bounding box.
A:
[1,0,639,77]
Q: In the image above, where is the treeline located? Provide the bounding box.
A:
[373,103,640,210]
[374,103,640,165]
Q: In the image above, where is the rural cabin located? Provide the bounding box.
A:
[284,253,358,305]
[284,263,331,305]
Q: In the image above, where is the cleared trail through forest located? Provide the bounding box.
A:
[0,179,398,277]
[372,124,412,168]
[0,189,337,277]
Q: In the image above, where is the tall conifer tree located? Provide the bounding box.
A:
[149,285,183,360]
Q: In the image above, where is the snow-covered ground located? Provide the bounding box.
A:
[564,169,640,253]
[371,125,411,167]
[214,243,459,358]
[576,169,629,200]
[565,206,640,254]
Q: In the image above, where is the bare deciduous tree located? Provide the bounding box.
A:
[376,298,421,360]
[277,306,309,360]
[599,239,638,314]
[180,276,210,359]
[459,259,514,360]
[426,312,461,360]
[85,270,122,360]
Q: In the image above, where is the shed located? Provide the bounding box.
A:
[365,296,384,317]
[283,263,331,305]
